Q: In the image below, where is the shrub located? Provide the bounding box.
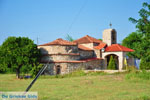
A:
[31,64,43,77]
[0,64,7,73]
[140,57,150,70]
[107,56,117,70]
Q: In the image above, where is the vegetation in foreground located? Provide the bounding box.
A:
[0,71,150,100]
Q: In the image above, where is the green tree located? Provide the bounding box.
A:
[122,32,142,59]
[129,2,150,35]
[107,56,117,70]
[0,37,41,78]
[140,57,150,70]
[122,2,150,69]
[0,46,7,73]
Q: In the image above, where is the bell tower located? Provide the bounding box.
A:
[102,29,117,46]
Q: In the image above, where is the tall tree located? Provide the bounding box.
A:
[122,32,142,59]
[0,37,41,78]
[129,2,150,36]
[122,2,150,69]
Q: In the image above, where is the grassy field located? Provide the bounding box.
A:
[0,73,150,100]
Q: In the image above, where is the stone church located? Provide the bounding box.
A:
[38,29,134,75]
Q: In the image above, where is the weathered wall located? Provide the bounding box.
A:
[43,63,68,75]
[43,59,103,75]
[41,55,80,62]
[79,50,94,59]
[83,60,103,69]
[38,45,78,54]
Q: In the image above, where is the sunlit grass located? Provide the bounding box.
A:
[0,73,150,100]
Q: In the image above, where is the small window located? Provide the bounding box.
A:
[56,65,61,74]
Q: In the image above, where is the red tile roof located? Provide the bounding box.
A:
[39,38,77,46]
[73,35,102,44]
[78,44,93,51]
[41,57,102,63]
[105,44,134,52]
[94,43,107,50]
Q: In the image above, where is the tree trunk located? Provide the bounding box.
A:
[16,65,21,79]
[16,68,20,79]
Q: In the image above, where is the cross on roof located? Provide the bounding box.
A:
[109,22,112,28]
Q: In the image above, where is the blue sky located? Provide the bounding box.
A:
[0,0,148,45]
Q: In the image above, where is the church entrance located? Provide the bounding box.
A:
[105,54,119,70]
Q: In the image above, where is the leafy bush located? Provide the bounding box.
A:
[0,64,7,73]
[31,64,43,77]
[107,56,117,70]
[140,57,150,70]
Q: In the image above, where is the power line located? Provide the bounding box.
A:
[66,0,88,34]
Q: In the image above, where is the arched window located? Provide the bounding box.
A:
[111,30,117,44]
[56,65,61,74]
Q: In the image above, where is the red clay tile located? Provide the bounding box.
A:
[39,38,77,46]
[94,43,107,50]
[73,35,102,44]
[105,44,134,52]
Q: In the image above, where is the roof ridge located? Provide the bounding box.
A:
[86,35,93,42]
[116,44,122,51]
[39,38,77,46]
[105,44,134,52]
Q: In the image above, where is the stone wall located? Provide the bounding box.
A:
[43,63,82,75]
[83,60,103,70]
[79,50,94,59]
[38,45,78,54]
[41,55,80,62]
[43,59,103,75]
